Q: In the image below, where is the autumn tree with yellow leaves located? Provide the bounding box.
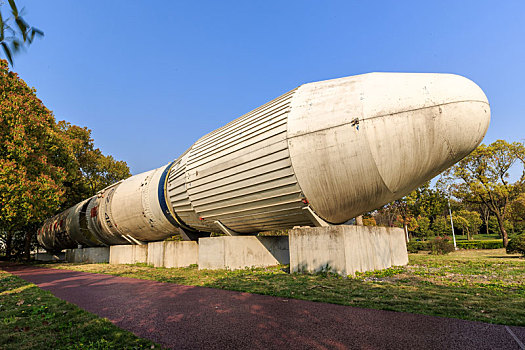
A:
[0,60,130,259]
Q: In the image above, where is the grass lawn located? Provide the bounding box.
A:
[0,268,161,350]
[34,249,525,327]
[455,233,502,241]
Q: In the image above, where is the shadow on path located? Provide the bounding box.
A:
[2,263,524,350]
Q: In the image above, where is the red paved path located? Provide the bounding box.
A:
[2,264,525,350]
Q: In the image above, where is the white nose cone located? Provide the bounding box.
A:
[287,73,490,224]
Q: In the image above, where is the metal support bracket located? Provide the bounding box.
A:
[302,206,331,227]
[214,220,241,236]
[126,235,146,245]
[121,235,133,244]
[178,227,210,242]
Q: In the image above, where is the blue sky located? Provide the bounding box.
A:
[9,1,525,174]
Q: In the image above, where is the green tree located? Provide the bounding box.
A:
[444,140,525,247]
[58,122,131,208]
[432,216,451,237]
[376,182,448,241]
[0,0,43,65]
[414,216,432,239]
[487,217,514,236]
[0,61,131,258]
[0,59,69,258]
[405,181,448,221]
[453,210,482,240]
[510,193,525,235]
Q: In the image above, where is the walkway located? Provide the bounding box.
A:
[2,264,524,349]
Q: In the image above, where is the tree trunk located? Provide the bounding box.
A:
[404,223,409,243]
[24,230,32,261]
[494,212,509,247]
[355,215,363,226]
[483,211,490,235]
[5,231,13,258]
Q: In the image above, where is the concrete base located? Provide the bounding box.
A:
[147,241,198,268]
[198,236,289,270]
[35,252,65,261]
[109,245,148,265]
[65,247,110,263]
[289,226,408,276]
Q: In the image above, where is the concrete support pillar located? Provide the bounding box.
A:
[35,252,65,261]
[109,245,148,264]
[65,247,110,263]
[289,226,408,276]
[198,236,289,270]
[147,242,166,267]
[147,241,198,268]
[164,241,198,268]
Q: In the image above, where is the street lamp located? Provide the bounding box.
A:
[446,185,458,250]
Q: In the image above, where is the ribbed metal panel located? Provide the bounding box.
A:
[170,88,312,233]
[167,150,217,232]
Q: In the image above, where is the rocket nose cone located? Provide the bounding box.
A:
[287,72,490,224]
[362,73,490,195]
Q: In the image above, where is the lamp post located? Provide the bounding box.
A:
[446,185,457,250]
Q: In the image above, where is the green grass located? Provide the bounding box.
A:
[0,269,161,350]
[455,233,501,241]
[34,249,525,327]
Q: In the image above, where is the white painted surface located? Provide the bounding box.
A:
[103,165,178,242]
[287,73,490,223]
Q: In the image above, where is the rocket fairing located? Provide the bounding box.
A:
[38,73,490,251]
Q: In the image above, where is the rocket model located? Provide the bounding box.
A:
[38,73,490,251]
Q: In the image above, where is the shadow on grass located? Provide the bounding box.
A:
[0,267,161,350]
[195,271,525,327]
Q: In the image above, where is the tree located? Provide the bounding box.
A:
[362,216,377,226]
[0,61,131,259]
[444,140,525,247]
[374,205,398,228]
[510,193,525,234]
[392,212,418,243]
[0,0,43,65]
[385,199,413,242]
[414,216,432,239]
[58,122,131,208]
[405,181,448,221]
[453,210,482,240]
[0,59,69,258]
[374,182,448,241]
[432,216,450,237]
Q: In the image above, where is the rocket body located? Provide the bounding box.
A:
[38,73,490,251]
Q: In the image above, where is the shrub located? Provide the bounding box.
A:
[362,216,377,226]
[430,236,455,255]
[407,241,430,253]
[506,235,525,257]
[456,240,504,250]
